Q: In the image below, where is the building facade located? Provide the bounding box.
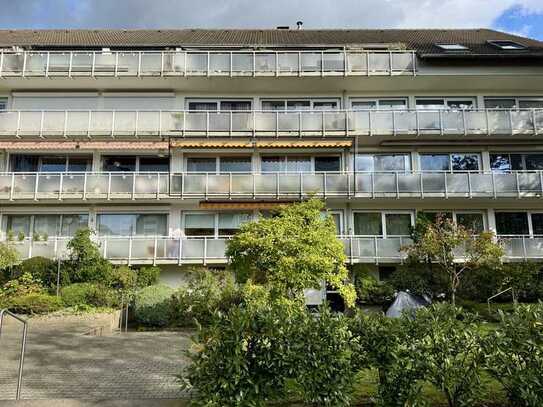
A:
[0,28,542,289]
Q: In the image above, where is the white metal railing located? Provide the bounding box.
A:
[1,170,543,201]
[0,108,541,139]
[0,49,417,77]
[4,235,542,264]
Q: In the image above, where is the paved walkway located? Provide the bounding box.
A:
[0,319,191,401]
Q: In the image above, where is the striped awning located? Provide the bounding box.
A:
[0,141,169,150]
[170,139,352,149]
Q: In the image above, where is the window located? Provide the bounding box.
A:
[261,99,339,110]
[353,212,413,236]
[183,212,252,237]
[102,156,169,172]
[97,214,167,236]
[321,211,343,235]
[420,153,480,172]
[496,212,529,235]
[490,153,543,172]
[436,44,469,51]
[416,98,475,110]
[10,155,92,172]
[261,156,340,173]
[3,214,88,238]
[0,98,7,110]
[355,154,411,172]
[186,157,252,173]
[485,98,543,109]
[351,99,407,110]
[421,211,485,233]
[488,40,526,50]
[188,100,252,111]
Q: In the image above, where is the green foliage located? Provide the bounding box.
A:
[411,304,486,407]
[65,228,114,284]
[170,267,241,327]
[0,241,19,270]
[2,293,63,314]
[485,303,543,406]
[350,312,425,407]
[183,299,356,407]
[136,266,160,287]
[11,256,68,289]
[352,267,394,305]
[109,265,137,291]
[501,262,543,303]
[458,300,516,322]
[226,199,355,307]
[403,214,504,305]
[1,272,44,299]
[61,283,118,308]
[134,284,175,327]
[388,265,448,299]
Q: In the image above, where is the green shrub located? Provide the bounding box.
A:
[134,284,175,327]
[110,266,137,291]
[136,266,160,287]
[170,268,240,327]
[3,293,63,314]
[458,300,516,322]
[61,283,118,308]
[353,268,394,305]
[1,272,44,299]
[12,256,69,289]
[388,265,448,298]
[485,303,543,407]
[457,266,505,302]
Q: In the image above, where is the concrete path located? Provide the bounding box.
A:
[0,319,192,401]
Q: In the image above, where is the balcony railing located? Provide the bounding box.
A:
[5,235,542,264]
[0,50,417,78]
[1,109,541,139]
[2,171,543,201]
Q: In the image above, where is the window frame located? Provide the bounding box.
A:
[349,98,408,110]
[352,210,414,237]
[487,40,527,50]
[185,156,253,174]
[355,153,412,172]
[96,213,169,237]
[435,43,469,51]
[3,213,89,239]
[484,97,543,109]
[495,211,543,237]
[490,152,543,172]
[260,98,341,111]
[415,97,477,110]
[420,210,487,233]
[182,211,255,239]
[259,154,342,173]
[419,152,482,173]
[101,155,169,173]
[10,154,93,173]
[185,98,253,111]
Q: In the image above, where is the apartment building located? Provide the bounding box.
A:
[0,28,542,289]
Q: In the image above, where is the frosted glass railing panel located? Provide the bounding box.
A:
[182,239,205,260]
[163,53,185,73]
[500,237,527,258]
[37,174,61,194]
[25,53,47,75]
[13,241,31,258]
[511,110,534,132]
[0,112,18,132]
[209,53,230,74]
[140,53,162,74]
[102,239,130,259]
[131,239,156,259]
[93,54,117,73]
[113,111,138,133]
[254,54,275,72]
[109,174,134,195]
[349,111,370,133]
[421,173,446,193]
[279,174,302,194]
[184,112,206,131]
[12,174,36,196]
[325,174,350,194]
[0,174,12,197]
[85,174,110,195]
[397,173,421,194]
[186,53,207,72]
[117,53,139,75]
[47,54,70,73]
[324,112,347,131]
[393,111,417,133]
[417,111,441,131]
[157,239,180,260]
[469,174,494,195]
[18,112,42,132]
[30,241,58,258]
[133,174,168,195]
[377,238,409,258]
[278,53,299,73]
[372,173,397,193]
[323,53,344,71]
[232,54,252,73]
[71,53,93,72]
[254,112,277,131]
[2,54,24,73]
[442,111,465,133]
[301,53,322,72]
[61,174,86,194]
[525,238,543,257]
[67,111,93,133]
[444,173,469,194]
[301,174,324,193]
[277,112,300,131]
[207,239,227,259]
[368,53,390,72]
[392,53,414,71]
[465,111,487,132]
[254,175,278,195]
[42,111,65,133]
[350,238,376,258]
[137,111,161,133]
[347,53,367,73]
[207,175,230,195]
[370,111,395,133]
[231,175,255,195]
[518,173,542,193]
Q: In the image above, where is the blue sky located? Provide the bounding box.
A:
[0,0,541,41]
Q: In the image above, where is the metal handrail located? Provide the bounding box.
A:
[0,309,28,400]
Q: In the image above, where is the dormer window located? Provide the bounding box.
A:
[488,40,526,50]
[436,43,468,51]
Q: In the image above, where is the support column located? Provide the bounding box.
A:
[481,151,491,172]
[91,151,101,171]
[487,208,497,235]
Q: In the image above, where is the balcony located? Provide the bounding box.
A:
[5,235,542,264]
[0,50,417,78]
[0,109,541,139]
[1,171,543,201]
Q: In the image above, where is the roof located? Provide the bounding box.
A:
[0,28,542,57]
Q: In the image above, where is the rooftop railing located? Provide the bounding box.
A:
[1,171,543,201]
[0,50,417,77]
[0,109,541,139]
[5,235,542,264]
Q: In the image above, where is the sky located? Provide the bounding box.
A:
[0,0,542,41]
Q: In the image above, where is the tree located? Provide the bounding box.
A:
[225,199,356,307]
[403,214,504,305]
[0,241,19,270]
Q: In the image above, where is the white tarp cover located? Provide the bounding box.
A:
[386,291,431,318]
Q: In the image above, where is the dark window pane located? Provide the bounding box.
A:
[525,154,543,171]
[379,100,407,110]
[6,215,31,237]
[519,100,543,109]
[446,100,474,109]
[416,99,445,109]
[352,101,377,110]
[102,156,136,172]
[456,213,484,233]
[261,157,284,173]
[11,155,39,172]
[354,213,382,235]
[68,157,91,172]
[188,102,217,111]
[135,214,167,236]
[139,157,169,172]
[531,214,543,235]
[262,101,285,111]
[61,214,88,236]
[421,155,449,171]
[220,101,252,111]
[97,214,134,236]
[33,215,60,237]
[495,212,529,235]
[184,214,214,236]
[315,156,340,172]
[40,157,66,172]
[187,158,216,173]
[286,100,311,110]
[220,157,251,173]
[451,154,479,171]
[313,101,338,110]
[485,99,516,109]
[385,214,411,235]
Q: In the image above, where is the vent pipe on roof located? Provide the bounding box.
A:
[296,21,303,30]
